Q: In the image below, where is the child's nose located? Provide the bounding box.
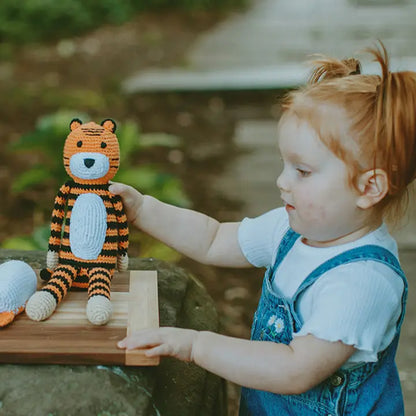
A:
[276,171,287,191]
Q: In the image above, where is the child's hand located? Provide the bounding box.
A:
[109,182,144,225]
[117,327,199,362]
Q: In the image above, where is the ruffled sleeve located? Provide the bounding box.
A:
[238,207,289,268]
[294,261,404,363]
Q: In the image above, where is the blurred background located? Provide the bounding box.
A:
[1,0,416,414]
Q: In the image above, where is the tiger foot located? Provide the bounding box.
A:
[25,291,57,321]
[86,295,112,326]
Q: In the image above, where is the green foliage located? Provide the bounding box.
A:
[131,0,247,11]
[1,224,50,251]
[115,167,190,207]
[0,0,247,44]
[12,166,54,193]
[0,0,133,43]
[116,122,181,165]
[10,110,89,192]
[132,233,182,262]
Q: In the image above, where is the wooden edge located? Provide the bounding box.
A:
[125,270,160,366]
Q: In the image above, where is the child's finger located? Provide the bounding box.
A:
[118,329,162,350]
[117,339,127,349]
[109,182,139,198]
[145,344,170,357]
[108,182,126,195]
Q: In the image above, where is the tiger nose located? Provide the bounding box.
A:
[84,158,95,168]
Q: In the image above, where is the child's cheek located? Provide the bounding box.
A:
[301,197,327,222]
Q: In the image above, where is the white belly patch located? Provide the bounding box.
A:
[70,193,107,260]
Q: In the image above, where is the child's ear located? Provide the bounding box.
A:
[356,169,389,209]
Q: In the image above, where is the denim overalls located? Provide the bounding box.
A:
[239,228,408,416]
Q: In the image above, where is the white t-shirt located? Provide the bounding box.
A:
[238,207,404,366]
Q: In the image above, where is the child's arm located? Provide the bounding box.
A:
[118,328,355,395]
[109,182,251,268]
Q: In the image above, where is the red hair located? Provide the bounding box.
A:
[281,42,416,223]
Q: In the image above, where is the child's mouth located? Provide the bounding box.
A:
[285,203,295,212]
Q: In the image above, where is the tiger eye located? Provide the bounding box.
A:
[101,142,107,149]
[77,141,82,147]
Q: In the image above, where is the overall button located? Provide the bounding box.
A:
[330,374,343,387]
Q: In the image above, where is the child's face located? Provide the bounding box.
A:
[277,116,366,246]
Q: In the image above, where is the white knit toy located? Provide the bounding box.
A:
[0,260,37,327]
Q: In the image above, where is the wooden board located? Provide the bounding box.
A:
[0,270,159,366]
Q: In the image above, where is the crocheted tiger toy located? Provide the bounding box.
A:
[26,118,129,325]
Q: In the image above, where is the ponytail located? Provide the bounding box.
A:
[308,56,361,84]
[371,42,416,205]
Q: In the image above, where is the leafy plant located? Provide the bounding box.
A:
[1,224,50,251]
[10,110,89,192]
[0,0,133,43]
[0,0,247,44]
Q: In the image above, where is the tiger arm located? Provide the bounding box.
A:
[46,181,71,269]
[110,194,129,272]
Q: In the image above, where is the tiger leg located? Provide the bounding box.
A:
[26,264,77,321]
[72,267,89,289]
[86,267,114,325]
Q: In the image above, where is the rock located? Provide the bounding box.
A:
[0,249,226,416]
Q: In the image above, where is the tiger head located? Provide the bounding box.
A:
[64,118,120,185]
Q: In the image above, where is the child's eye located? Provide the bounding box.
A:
[296,168,311,177]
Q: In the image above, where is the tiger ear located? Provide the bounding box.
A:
[101,118,117,133]
[70,118,83,131]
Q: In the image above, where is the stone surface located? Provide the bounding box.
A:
[0,250,226,416]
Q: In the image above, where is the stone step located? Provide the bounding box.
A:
[122,58,416,94]
[122,65,307,93]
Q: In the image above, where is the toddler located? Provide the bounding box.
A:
[112,43,412,415]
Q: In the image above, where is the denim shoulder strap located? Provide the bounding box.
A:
[292,245,408,331]
[269,228,300,278]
